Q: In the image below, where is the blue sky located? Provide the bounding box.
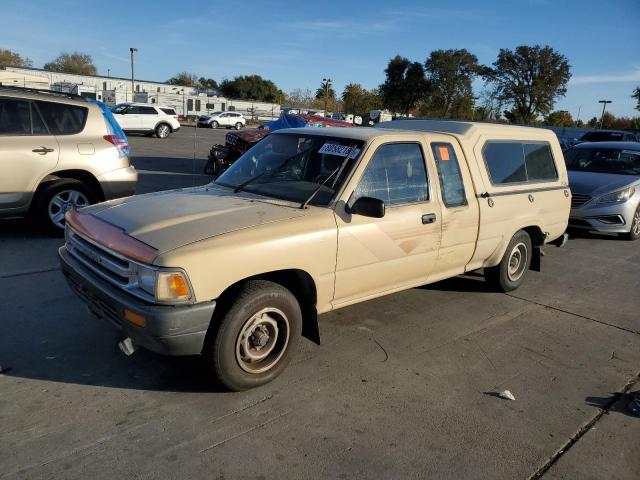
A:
[3,0,639,120]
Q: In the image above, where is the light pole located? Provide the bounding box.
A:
[129,47,138,98]
[575,105,582,127]
[598,100,611,129]
[322,77,332,116]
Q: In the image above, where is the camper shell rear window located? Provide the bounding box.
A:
[482,141,558,185]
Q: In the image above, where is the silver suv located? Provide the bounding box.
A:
[0,87,137,234]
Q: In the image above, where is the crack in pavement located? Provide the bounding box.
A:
[506,293,640,336]
[529,371,640,480]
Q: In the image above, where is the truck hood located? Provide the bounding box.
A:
[85,186,307,254]
[568,171,640,196]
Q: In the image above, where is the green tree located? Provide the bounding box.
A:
[198,77,218,90]
[587,117,598,128]
[219,75,282,102]
[0,48,33,67]
[315,80,336,101]
[545,110,574,127]
[167,72,199,86]
[633,87,640,112]
[285,88,315,107]
[487,45,571,124]
[43,52,97,75]
[341,83,382,115]
[424,49,487,119]
[379,55,429,115]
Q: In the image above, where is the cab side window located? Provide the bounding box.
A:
[431,143,467,207]
[352,143,428,206]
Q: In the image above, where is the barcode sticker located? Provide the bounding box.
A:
[319,143,351,156]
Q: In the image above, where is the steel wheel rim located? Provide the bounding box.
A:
[235,123,241,130]
[507,242,528,282]
[158,125,169,137]
[48,189,89,228]
[632,209,640,236]
[235,307,290,374]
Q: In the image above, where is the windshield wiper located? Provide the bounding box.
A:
[300,144,356,209]
[232,148,313,194]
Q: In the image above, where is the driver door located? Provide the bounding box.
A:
[333,140,441,307]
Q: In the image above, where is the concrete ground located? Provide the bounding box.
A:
[0,127,638,479]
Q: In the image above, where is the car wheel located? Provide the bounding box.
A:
[155,123,171,138]
[203,280,302,391]
[235,122,243,130]
[621,205,640,241]
[211,121,219,129]
[484,230,532,292]
[34,179,95,236]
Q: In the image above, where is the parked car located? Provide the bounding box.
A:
[198,111,246,130]
[111,103,180,139]
[565,141,640,240]
[0,87,137,234]
[204,113,354,176]
[577,130,639,143]
[59,119,569,390]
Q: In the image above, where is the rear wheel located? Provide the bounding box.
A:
[203,280,301,391]
[34,179,96,236]
[621,205,640,241]
[155,123,171,138]
[234,122,243,130]
[484,230,532,292]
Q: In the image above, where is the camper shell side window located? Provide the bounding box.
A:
[482,140,558,186]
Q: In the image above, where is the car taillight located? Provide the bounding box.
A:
[104,135,130,157]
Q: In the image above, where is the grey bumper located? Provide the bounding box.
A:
[59,246,215,356]
[569,199,638,234]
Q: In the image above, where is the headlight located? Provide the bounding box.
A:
[598,186,635,204]
[135,266,192,302]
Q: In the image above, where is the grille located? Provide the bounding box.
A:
[571,193,591,209]
[66,272,121,326]
[569,218,592,228]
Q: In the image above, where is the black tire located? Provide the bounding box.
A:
[33,179,97,236]
[203,280,302,391]
[155,123,171,138]
[484,230,532,292]
[620,205,640,241]
[211,121,219,129]
[234,122,243,130]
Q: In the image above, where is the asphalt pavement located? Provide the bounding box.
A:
[0,127,638,479]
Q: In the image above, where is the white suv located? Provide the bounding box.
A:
[111,103,180,139]
[198,111,246,129]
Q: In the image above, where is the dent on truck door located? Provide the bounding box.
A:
[333,142,442,306]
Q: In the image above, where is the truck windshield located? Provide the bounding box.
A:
[215,133,364,206]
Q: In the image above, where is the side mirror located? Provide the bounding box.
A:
[348,196,385,218]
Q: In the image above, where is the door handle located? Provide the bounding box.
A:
[422,213,437,224]
[32,147,55,155]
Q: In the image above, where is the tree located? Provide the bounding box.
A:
[43,52,97,75]
[545,110,574,127]
[219,75,282,102]
[424,49,487,119]
[315,80,336,101]
[0,48,32,68]
[285,88,315,107]
[633,87,640,112]
[379,55,429,115]
[587,117,599,128]
[341,83,382,114]
[198,77,218,90]
[166,72,198,86]
[487,45,571,124]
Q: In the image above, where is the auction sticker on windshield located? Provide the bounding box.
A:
[319,143,352,156]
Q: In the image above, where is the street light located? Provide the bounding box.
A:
[322,77,332,116]
[598,100,612,129]
[129,48,138,98]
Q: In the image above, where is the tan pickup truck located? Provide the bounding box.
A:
[59,120,570,390]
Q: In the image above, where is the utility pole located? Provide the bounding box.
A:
[129,47,138,99]
[598,100,611,129]
[322,77,332,116]
[575,105,582,127]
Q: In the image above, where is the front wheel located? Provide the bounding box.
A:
[620,205,640,241]
[203,280,302,391]
[211,121,219,129]
[234,122,243,130]
[155,123,171,138]
[484,230,532,292]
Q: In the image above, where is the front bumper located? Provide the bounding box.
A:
[569,199,638,234]
[59,245,215,356]
[98,166,138,200]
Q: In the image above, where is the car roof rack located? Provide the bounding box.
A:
[0,85,84,100]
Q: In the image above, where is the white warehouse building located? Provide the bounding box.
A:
[0,66,281,119]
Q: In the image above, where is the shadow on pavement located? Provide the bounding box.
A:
[419,272,493,293]
[585,391,640,418]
